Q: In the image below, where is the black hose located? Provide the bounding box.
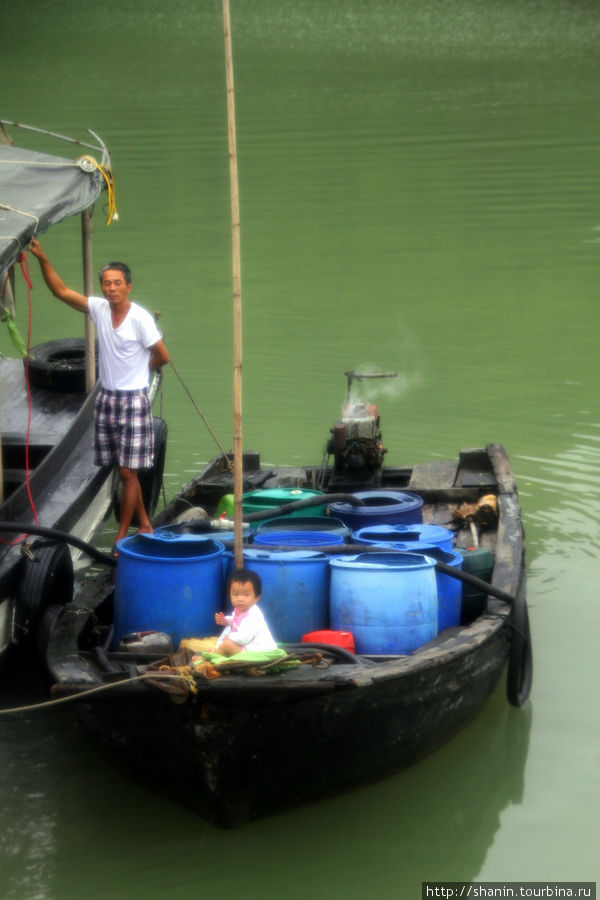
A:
[283,641,367,665]
[235,540,518,606]
[0,522,116,567]
[432,558,516,605]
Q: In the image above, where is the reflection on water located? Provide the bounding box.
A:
[0,673,530,898]
[271,692,532,894]
[0,667,61,899]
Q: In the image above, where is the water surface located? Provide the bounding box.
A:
[1,1,599,896]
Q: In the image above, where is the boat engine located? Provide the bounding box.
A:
[326,371,397,474]
[327,401,387,472]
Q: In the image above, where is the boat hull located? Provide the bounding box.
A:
[47,442,529,826]
[67,618,509,827]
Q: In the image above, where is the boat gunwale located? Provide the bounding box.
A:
[49,582,514,700]
[49,442,523,703]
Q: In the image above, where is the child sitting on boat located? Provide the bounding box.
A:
[215,569,277,657]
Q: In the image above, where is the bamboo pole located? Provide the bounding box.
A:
[81,208,96,393]
[223,0,244,569]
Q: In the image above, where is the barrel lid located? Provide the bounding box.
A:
[329,551,435,569]
[117,533,225,560]
[253,531,344,546]
[352,523,453,550]
[155,528,246,543]
[329,490,423,513]
[354,523,451,539]
[144,530,214,542]
[241,548,328,561]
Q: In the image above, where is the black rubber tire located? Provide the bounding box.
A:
[112,416,168,524]
[140,417,168,518]
[26,338,98,392]
[35,603,65,680]
[506,586,533,707]
[17,541,74,637]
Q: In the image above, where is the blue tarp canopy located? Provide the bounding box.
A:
[0,143,106,284]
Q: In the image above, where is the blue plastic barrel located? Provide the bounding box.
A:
[253,531,344,548]
[234,548,331,643]
[328,490,423,530]
[329,552,437,654]
[155,524,250,541]
[352,523,453,553]
[255,515,351,540]
[413,546,463,631]
[114,533,225,649]
[155,528,244,592]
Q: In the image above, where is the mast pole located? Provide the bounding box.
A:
[223,0,244,569]
[81,208,96,393]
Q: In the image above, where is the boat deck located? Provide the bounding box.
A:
[0,357,81,443]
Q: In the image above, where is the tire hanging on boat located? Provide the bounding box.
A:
[35,603,66,680]
[112,416,168,523]
[16,541,74,638]
[26,338,98,393]
[506,585,533,707]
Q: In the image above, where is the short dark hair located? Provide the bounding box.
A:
[228,568,262,596]
[98,261,132,285]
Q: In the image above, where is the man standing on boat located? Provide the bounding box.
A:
[28,239,170,551]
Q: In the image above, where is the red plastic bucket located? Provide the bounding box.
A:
[302,629,355,652]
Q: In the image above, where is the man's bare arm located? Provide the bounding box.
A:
[29,240,89,312]
[149,339,170,371]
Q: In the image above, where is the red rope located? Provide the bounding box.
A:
[20,252,38,526]
[0,253,39,546]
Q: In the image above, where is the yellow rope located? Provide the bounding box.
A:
[77,155,118,225]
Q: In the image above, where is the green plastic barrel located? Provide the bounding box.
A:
[242,488,326,528]
[457,547,494,624]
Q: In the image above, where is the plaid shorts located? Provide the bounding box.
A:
[94,388,154,469]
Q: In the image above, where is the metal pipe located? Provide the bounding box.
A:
[0,120,106,155]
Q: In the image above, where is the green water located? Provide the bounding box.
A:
[1,1,599,897]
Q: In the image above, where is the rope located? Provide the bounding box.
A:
[0,671,190,715]
[77,155,118,224]
[0,204,40,256]
[169,360,234,474]
[0,203,40,225]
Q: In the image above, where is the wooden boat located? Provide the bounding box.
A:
[45,386,532,828]
[0,121,166,672]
